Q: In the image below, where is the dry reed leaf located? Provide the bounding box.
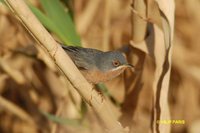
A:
[153,0,175,133]
[130,0,175,132]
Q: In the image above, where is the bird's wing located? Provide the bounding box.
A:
[61,45,99,70]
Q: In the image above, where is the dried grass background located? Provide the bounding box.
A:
[0,0,200,133]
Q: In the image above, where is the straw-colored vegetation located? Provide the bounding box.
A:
[0,0,199,133]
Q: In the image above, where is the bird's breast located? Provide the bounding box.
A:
[80,68,126,84]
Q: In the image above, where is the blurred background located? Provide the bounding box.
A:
[0,0,200,133]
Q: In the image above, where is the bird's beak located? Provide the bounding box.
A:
[112,63,135,71]
[123,63,136,72]
[124,64,134,68]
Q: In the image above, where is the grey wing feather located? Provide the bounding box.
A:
[61,45,100,70]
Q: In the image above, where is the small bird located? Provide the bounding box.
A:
[62,45,133,84]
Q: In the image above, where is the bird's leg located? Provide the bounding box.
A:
[88,84,95,106]
[97,90,104,103]
[95,86,104,103]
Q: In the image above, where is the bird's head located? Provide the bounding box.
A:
[95,51,133,72]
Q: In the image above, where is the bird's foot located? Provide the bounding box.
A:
[97,90,104,103]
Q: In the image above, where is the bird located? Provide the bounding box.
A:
[61,45,134,84]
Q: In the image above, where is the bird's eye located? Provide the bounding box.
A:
[112,60,120,67]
